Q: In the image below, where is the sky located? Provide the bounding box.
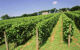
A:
[0,0,80,18]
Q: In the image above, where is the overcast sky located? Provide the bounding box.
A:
[0,0,80,18]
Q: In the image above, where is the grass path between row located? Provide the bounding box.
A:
[72,23,80,47]
[15,36,36,50]
[50,18,59,42]
[40,15,80,50]
[40,16,64,50]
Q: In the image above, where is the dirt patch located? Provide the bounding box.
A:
[73,41,80,47]
[50,34,55,42]
[50,20,59,42]
[72,36,78,42]
[76,43,80,47]
[20,41,32,50]
[72,36,80,47]
[60,17,63,43]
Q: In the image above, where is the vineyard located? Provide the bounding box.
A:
[0,10,80,50]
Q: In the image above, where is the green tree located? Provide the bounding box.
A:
[70,6,80,11]
[50,8,57,13]
[59,8,70,12]
[21,12,37,17]
[21,14,28,17]
[1,14,10,20]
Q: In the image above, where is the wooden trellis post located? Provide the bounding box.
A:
[36,27,39,50]
[68,24,71,47]
[4,31,9,50]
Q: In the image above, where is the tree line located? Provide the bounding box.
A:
[1,5,80,20]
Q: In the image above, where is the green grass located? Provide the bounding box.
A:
[15,36,36,50]
[0,36,36,50]
[0,44,6,50]
[0,43,15,50]
[73,22,80,43]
